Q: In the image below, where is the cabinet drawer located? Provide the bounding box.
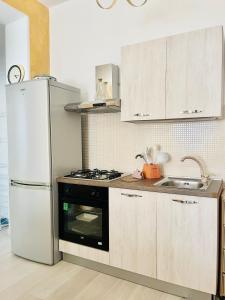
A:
[59,240,109,265]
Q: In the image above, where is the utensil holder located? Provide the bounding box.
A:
[143,164,161,179]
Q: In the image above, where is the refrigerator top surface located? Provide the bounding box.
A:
[6,78,80,94]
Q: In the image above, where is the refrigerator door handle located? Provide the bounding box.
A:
[11,180,51,190]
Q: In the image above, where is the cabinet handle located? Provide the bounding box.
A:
[121,193,143,198]
[172,199,198,204]
[180,109,203,114]
[134,113,150,117]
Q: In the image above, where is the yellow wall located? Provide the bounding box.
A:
[2,0,49,78]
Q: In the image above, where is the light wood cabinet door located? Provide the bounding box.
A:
[166,26,223,119]
[157,193,218,294]
[109,188,157,278]
[121,38,166,121]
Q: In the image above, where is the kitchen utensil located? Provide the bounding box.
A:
[135,154,147,163]
[142,152,149,164]
[156,152,170,164]
[146,147,153,164]
[152,144,160,164]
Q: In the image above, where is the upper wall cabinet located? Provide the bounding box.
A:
[121,26,224,122]
[121,39,167,121]
[166,26,223,119]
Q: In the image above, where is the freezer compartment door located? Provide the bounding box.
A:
[9,183,54,265]
[6,80,51,183]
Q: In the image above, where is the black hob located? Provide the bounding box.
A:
[66,169,123,181]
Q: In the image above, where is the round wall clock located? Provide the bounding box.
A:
[7,65,25,84]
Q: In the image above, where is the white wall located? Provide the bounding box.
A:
[0,24,8,219]
[0,5,30,221]
[50,0,225,101]
[39,0,68,7]
[50,0,225,179]
[0,24,5,113]
[5,17,30,81]
[0,1,25,25]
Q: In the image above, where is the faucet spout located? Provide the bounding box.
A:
[180,156,209,184]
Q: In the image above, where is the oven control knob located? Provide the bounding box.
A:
[65,187,70,193]
[90,191,100,198]
[90,191,96,197]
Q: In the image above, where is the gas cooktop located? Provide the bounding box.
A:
[65,169,123,181]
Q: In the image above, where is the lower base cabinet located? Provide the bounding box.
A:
[156,193,218,295]
[109,188,218,295]
[109,188,157,278]
[60,188,218,295]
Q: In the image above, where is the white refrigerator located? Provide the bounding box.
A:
[6,79,82,265]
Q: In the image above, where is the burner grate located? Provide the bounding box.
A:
[67,169,123,181]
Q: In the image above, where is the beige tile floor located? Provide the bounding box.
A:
[0,229,182,300]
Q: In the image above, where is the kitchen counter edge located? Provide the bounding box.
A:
[57,176,223,198]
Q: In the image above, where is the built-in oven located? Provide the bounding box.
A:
[58,183,109,251]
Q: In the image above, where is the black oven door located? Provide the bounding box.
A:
[58,183,109,251]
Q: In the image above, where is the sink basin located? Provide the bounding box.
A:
[154,177,211,191]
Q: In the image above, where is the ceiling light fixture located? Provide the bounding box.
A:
[96,0,148,9]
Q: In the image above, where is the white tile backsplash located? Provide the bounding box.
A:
[82,113,225,180]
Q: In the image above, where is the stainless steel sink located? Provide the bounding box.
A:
[154,177,211,191]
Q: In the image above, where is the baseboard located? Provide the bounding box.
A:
[63,253,212,300]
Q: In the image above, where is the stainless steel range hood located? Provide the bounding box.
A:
[64,99,121,114]
[64,64,120,114]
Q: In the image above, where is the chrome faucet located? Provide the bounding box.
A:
[180,156,209,185]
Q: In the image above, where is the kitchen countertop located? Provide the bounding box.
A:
[57,175,223,198]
